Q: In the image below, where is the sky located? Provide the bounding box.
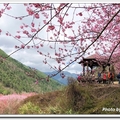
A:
[0,3,83,74]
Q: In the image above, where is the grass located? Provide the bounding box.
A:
[14,81,120,114]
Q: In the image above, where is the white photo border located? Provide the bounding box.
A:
[0,0,120,118]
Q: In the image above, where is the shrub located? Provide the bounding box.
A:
[0,88,4,94]
[2,90,10,95]
[65,109,74,114]
[18,101,42,114]
[46,106,61,114]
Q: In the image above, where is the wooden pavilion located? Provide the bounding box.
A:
[78,53,111,76]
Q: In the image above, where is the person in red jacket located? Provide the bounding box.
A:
[102,72,107,84]
[77,74,81,83]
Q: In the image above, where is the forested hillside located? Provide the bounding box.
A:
[0,49,63,94]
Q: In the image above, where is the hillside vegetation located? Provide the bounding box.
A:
[14,81,120,114]
[0,49,63,94]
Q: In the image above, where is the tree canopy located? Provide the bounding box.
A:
[0,3,120,77]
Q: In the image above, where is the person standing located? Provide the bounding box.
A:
[117,72,120,84]
[98,72,102,83]
[102,72,107,84]
[108,72,114,84]
[77,75,81,83]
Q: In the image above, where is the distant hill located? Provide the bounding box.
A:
[0,49,63,94]
[45,71,78,85]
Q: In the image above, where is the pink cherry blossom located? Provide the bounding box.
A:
[78,12,83,16]
[15,35,21,39]
[20,26,23,29]
[26,7,34,15]
[31,22,35,27]
[23,30,29,35]
[31,28,37,32]
[48,25,55,30]
[21,44,25,49]
[34,13,39,19]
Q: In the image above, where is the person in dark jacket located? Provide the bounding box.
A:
[108,72,114,84]
[97,72,102,83]
[117,72,120,84]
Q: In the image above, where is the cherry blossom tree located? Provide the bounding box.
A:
[0,3,120,79]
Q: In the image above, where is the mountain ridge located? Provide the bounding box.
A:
[45,71,78,85]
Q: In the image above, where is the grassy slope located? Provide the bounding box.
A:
[16,81,120,114]
[0,49,63,94]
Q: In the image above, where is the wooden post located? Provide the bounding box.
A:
[91,67,93,74]
[83,64,85,76]
[87,61,89,74]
